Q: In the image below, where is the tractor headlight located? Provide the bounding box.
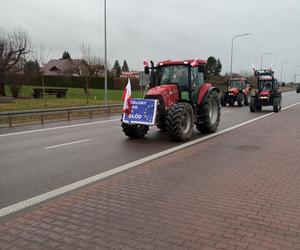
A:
[260,96,268,99]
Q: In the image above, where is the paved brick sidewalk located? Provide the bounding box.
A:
[1,106,300,250]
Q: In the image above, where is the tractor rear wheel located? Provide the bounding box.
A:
[237,93,244,107]
[165,102,194,142]
[122,123,149,138]
[220,93,227,107]
[196,90,220,133]
[273,97,281,113]
[250,96,256,112]
[297,85,300,93]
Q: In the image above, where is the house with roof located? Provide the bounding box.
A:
[42,59,89,76]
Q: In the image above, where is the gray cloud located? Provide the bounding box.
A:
[1,0,300,81]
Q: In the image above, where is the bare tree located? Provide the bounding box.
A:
[31,44,51,106]
[33,44,51,70]
[0,27,31,96]
[79,44,105,95]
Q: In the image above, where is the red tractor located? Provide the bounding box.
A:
[250,69,282,112]
[221,78,251,107]
[121,59,221,142]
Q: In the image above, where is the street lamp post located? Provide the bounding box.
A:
[260,52,272,70]
[295,74,300,85]
[230,33,251,79]
[104,0,108,106]
[280,61,291,83]
[293,66,300,84]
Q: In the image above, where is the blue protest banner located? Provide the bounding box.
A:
[122,98,158,126]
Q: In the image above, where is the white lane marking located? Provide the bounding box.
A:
[282,101,300,110]
[45,139,91,150]
[1,101,300,218]
[0,119,120,138]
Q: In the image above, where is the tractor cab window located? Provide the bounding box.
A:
[158,66,189,87]
[274,80,279,90]
[191,67,204,87]
[157,65,190,99]
[259,80,273,90]
[230,80,243,88]
[191,67,204,102]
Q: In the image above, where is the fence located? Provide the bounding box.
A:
[0,105,123,127]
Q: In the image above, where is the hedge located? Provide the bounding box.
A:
[23,75,114,89]
[23,75,141,91]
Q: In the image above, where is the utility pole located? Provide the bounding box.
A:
[104,0,108,106]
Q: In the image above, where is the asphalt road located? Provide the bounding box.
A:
[0,91,299,209]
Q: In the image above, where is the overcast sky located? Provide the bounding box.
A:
[1,0,300,81]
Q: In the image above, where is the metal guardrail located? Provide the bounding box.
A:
[0,104,123,127]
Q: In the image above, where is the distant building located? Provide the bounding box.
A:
[42,59,88,76]
[93,64,105,77]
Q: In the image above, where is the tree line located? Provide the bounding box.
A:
[0,27,134,97]
[1,26,244,98]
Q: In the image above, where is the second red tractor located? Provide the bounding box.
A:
[221,78,252,107]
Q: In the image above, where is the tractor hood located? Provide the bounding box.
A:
[146,84,179,108]
[229,87,240,96]
[260,90,270,96]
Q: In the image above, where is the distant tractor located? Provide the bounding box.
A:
[221,78,251,107]
[121,59,221,142]
[250,69,282,113]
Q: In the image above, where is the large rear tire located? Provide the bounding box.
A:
[165,102,194,142]
[237,93,244,107]
[297,85,300,93]
[250,96,256,112]
[122,123,149,138]
[196,90,221,133]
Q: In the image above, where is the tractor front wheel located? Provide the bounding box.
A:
[244,94,250,106]
[220,93,227,107]
[273,97,281,113]
[228,98,235,106]
[250,96,256,112]
[122,123,149,139]
[237,93,244,107]
[165,102,194,142]
[196,90,221,133]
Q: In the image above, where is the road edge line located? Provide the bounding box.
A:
[0,119,120,138]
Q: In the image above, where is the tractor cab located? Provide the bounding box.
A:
[250,69,282,112]
[147,60,206,103]
[256,74,279,93]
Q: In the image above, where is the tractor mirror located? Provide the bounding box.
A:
[144,67,150,75]
[198,65,205,73]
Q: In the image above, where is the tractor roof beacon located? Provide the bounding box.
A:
[250,69,282,113]
[221,78,252,107]
[121,59,221,142]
